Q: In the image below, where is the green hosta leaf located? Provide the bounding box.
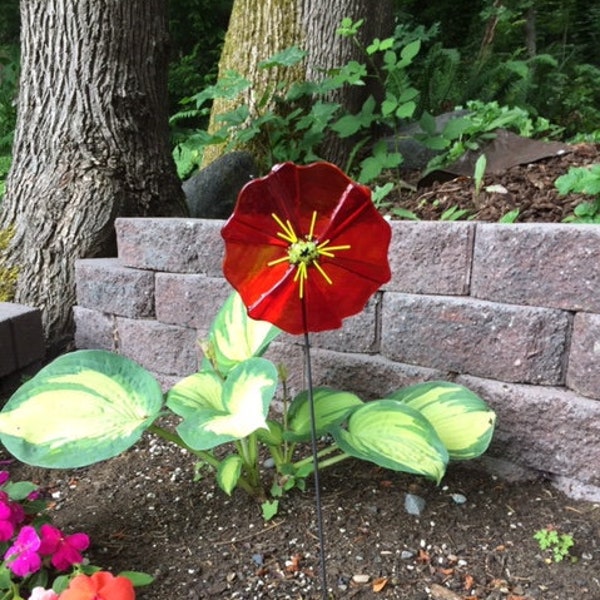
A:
[330,399,448,482]
[285,387,363,442]
[171,358,277,450]
[391,381,496,460]
[167,370,224,418]
[256,419,284,446]
[217,455,244,495]
[208,291,280,376]
[0,350,163,469]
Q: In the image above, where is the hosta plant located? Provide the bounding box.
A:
[0,289,495,516]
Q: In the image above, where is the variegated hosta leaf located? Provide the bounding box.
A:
[330,399,448,483]
[208,291,280,376]
[172,357,277,450]
[0,350,163,469]
[285,388,364,442]
[217,455,244,496]
[166,371,225,418]
[391,381,496,460]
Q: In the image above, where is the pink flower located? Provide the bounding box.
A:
[0,500,15,541]
[29,587,59,600]
[39,524,89,571]
[4,525,41,577]
[0,490,25,528]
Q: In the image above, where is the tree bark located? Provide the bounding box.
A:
[203,0,394,168]
[0,0,187,355]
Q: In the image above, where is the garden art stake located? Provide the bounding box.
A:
[221,161,393,597]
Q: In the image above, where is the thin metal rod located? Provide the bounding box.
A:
[302,299,328,599]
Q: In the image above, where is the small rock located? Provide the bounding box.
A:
[183,151,258,219]
[450,493,467,505]
[400,550,415,560]
[404,492,426,515]
[352,574,370,584]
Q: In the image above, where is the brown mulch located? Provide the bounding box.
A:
[381,142,600,223]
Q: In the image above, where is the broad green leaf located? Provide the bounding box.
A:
[209,291,280,376]
[442,117,472,140]
[0,350,163,469]
[259,46,306,69]
[399,39,421,65]
[217,455,243,495]
[395,100,416,119]
[391,381,496,460]
[285,387,364,442]
[3,481,38,501]
[330,399,448,482]
[166,371,224,418]
[174,358,277,450]
[256,419,284,446]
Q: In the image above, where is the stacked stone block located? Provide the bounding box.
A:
[73,218,600,501]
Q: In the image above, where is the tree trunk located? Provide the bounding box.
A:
[203,0,394,168]
[299,0,394,165]
[0,0,187,355]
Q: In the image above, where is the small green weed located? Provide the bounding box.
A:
[556,164,600,223]
[533,527,575,563]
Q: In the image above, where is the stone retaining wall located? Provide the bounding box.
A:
[74,218,600,501]
[0,303,44,396]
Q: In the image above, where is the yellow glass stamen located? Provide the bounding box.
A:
[308,210,318,240]
[318,243,351,258]
[267,255,291,267]
[271,213,298,243]
[313,260,333,285]
[293,262,308,298]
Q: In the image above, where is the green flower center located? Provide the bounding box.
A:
[267,211,350,298]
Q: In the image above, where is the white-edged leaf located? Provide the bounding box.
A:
[285,388,364,442]
[0,350,163,468]
[330,399,448,483]
[174,358,277,450]
[217,455,244,495]
[391,381,496,460]
[209,292,280,376]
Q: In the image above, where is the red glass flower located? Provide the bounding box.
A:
[221,162,392,334]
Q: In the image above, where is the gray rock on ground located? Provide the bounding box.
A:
[383,109,470,171]
[183,151,258,219]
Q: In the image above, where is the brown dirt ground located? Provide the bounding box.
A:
[3,142,600,599]
[4,430,599,600]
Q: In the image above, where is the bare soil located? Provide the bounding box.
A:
[5,431,599,600]
[3,141,600,599]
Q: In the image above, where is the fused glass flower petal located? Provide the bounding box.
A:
[221,162,392,334]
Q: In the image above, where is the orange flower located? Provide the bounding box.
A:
[221,162,392,334]
[59,571,135,600]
